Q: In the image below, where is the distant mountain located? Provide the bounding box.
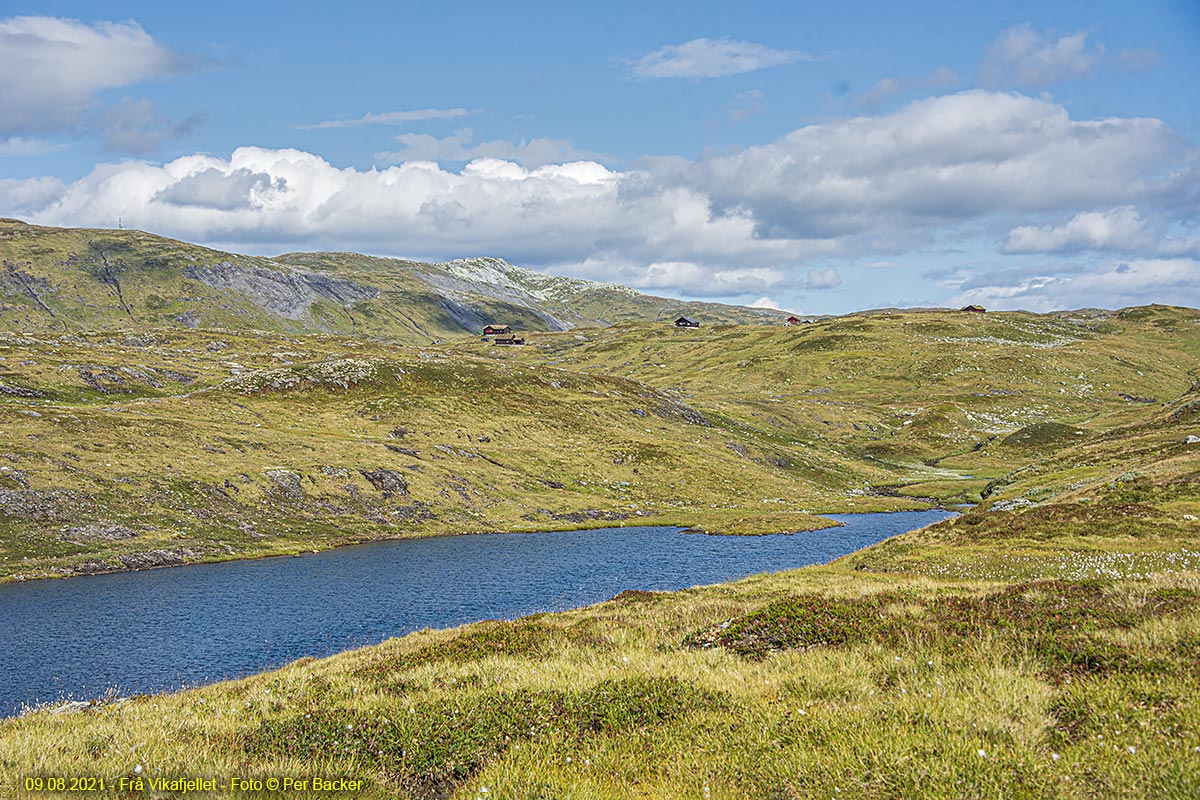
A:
[0,219,784,341]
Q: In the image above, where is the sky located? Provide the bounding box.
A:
[1,1,1198,314]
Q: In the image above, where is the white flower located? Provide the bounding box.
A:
[1051,753,1060,762]
[977,749,987,758]
[134,765,143,775]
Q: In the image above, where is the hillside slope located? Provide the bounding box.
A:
[1,305,1197,582]
[0,219,781,342]
[2,391,1197,798]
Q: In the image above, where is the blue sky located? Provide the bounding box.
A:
[1,1,1198,313]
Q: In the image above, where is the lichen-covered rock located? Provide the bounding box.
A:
[226,359,376,393]
[358,468,409,497]
[62,523,140,541]
[117,549,194,570]
[264,469,304,501]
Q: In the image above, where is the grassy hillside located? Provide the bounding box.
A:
[0,326,876,582]
[2,401,1197,798]
[2,304,1198,582]
[3,222,1199,796]
[0,219,781,343]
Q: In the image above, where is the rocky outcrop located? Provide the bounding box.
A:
[116,549,195,570]
[0,486,89,521]
[358,468,409,497]
[0,380,44,398]
[264,469,305,501]
[62,523,140,541]
[184,261,378,320]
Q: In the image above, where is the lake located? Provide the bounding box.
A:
[0,510,953,716]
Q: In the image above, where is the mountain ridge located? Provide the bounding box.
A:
[0,219,785,341]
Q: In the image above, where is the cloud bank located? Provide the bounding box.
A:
[4,90,1197,306]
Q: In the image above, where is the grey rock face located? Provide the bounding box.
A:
[63,523,140,541]
[265,469,305,500]
[116,549,193,570]
[184,261,378,320]
[358,468,409,497]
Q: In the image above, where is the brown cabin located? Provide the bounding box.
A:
[493,335,525,346]
[785,315,803,326]
[483,324,512,336]
[674,317,699,328]
[960,304,986,314]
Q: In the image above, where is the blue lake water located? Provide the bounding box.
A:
[0,510,953,716]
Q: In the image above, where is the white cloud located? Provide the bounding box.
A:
[953,258,1200,312]
[659,90,1194,240]
[750,296,781,310]
[803,267,841,289]
[626,37,810,79]
[554,256,791,297]
[12,148,811,283]
[0,137,64,157]
[1003,207,1162,254]
[981,23,1104,87]
[0,176,67,214]
[154,167,287,211]
[96,97,202,154]
[376,128,600,168]
[0,16,185,135]
[856,66,958,108]
[299,108,471,130]
[1004,207,1200,258]
[4,90,1196,306]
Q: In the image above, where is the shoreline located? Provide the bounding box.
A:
[0,508,901,586]
[3,507,955,719]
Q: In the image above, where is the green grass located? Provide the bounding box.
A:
[3,222,1200,796]
[2,362,1198,797]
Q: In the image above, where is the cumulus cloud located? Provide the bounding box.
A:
[626,37,810,79]
[749,296,781,310]
[656,90,1195,241]
[1003,207,1162,254]
[4,90,1197,304]
[154,167,287,211]
[981,23,1104,87]
[0,16,186,135]
[11,147,811,280]
[557,256,791,297]
[953,258,1200,312]
[299,108,471,130]
[375,128,600,168]
[0,176,67,214]
[803,267,841,289]
[1004,207,1200,258]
